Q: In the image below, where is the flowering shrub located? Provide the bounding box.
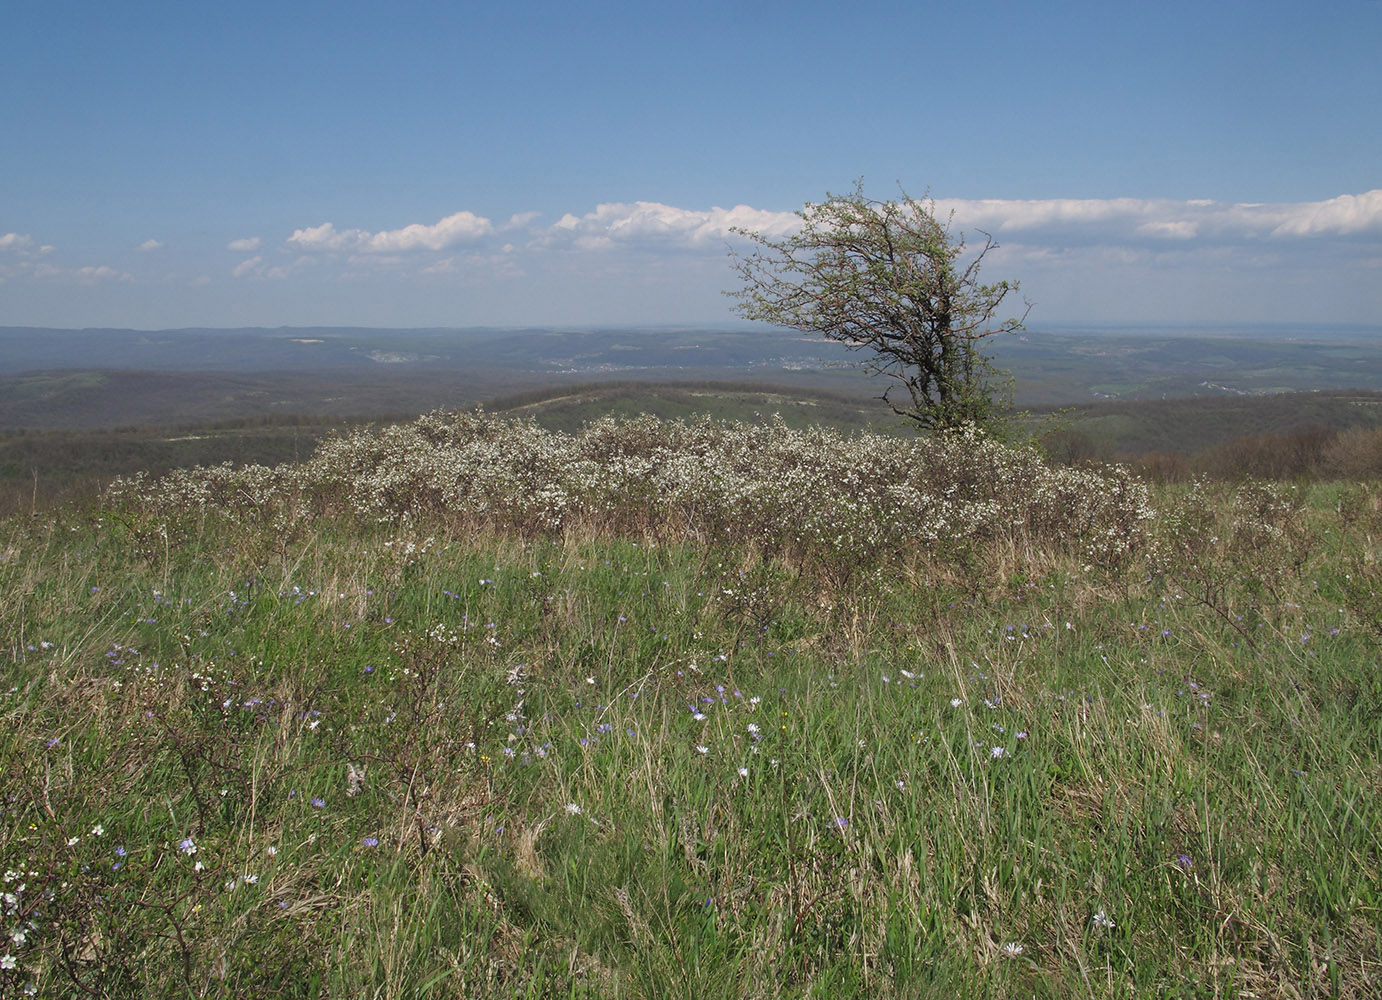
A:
[107,412,1156,578]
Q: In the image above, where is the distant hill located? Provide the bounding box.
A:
[5,324,1382,432]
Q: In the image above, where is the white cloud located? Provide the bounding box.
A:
[538,201,800,251]
[227,236,261,252]
[937,190,1382,245]
[420,257,460,275]
[1265,189,1382,237]
[232,255,313,281]
[75,265,131,282]
[0,233,53,257]
[528,190,1382,258]
[287,210,493,254]
[1135,220,1198,240]
[137,239,164,252]
[504,211,541,230]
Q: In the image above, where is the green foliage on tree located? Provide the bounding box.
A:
[728,182,1028,432]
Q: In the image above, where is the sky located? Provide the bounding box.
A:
[2,0,1380,331]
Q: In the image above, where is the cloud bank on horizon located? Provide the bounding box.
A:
[3,188,1379,329]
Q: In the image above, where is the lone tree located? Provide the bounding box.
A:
[728,183,1028,432]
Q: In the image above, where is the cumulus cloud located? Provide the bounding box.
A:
[525,190,1381,258]
[0,232,54,256]
[137,239,164,252]
[75,265,132,282]
[232,255,312,280]
[1135,220,1199,240]
[538,201,801,251]
[1264,189,1382,237]
[287,210,493,254]
[504,211,542,230]
[227,236,261,252]
[936,190,1382,245]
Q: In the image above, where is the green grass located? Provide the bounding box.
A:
[2,422,1381,997]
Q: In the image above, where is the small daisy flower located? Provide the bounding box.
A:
[564,803,581,816]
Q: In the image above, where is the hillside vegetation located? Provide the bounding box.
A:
[7,383,1382,516]
[3,412,1381,997]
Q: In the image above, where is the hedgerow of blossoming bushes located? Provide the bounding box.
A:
[105,411,1156,577]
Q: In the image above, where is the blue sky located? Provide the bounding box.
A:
[2,0,1379,330]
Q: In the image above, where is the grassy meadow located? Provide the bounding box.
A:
[3,411,1381,997]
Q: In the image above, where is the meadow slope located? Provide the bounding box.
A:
[2,413,1380,998]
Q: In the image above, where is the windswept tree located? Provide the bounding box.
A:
[728,183,1028,432]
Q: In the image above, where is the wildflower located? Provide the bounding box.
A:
[831,817,849,829]
[950,698,963,708]
[990,746,1006,759]
[362,837,379,848]
[1091,909,1115,929]
[242,874,259,884]
[737,767,748,778]
[310,798,325,809]
[1001,941,1024,958]
[564,803,581,816]
[1176,854,1193,868]
[1,954,17,970]
[91,824,105,837]
[695,745,709,754]
[179,838,197,855]
[114,846,127,858]
[67,836,81,847]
